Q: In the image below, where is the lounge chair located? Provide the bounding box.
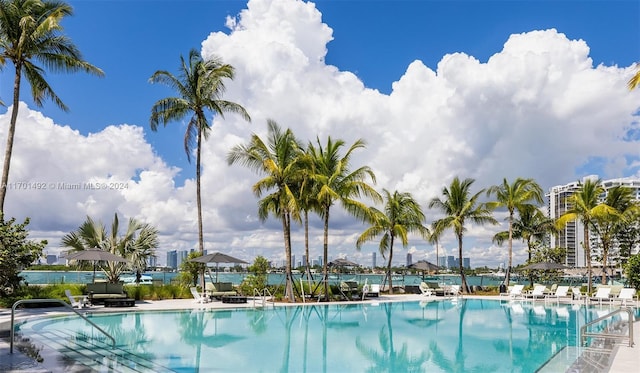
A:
[545,285,570,304]
[614,288,638,306]
[339,281,360,300]
[65,289,89,308]
[362,279,380,299]
[190,287,210,304]
[447,284,462,298]
[590,286,612,305]
[571,287,585,302]
[526,285,548,301]
[419,282,434,297]
[500,284,524,300]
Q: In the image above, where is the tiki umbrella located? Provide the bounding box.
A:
[190,252,248,282]
[328,258,360,267]
[409,260,440,281]
[65,248,129,282]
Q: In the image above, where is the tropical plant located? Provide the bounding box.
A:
[591,185,632,284]
[227,120,304,302]
[61,213,159,283]
[0,0,104,211]
[179,251,205,287]
[486,178,544,286]
[625,253,640,289]
[429,177,497,294]
[356,189,429,294]
[614,203,640,268]
[0,213,46,296]
[239,255,269,296]
[555,178,616,293]
[149,48,250,288]
[307,136,381,299]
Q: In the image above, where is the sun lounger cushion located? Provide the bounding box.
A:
[86,282,128,303]
[206,282,237,298]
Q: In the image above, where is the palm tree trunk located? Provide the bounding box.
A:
[584,224,593,293]
[304,210,312,280]
[601,242,609,285]
[387,236,395,294]
[458,234,468,294]
[322,207,330,301]
[0,64,23,212]
[282,212,294,302]
[196,128,205,289]
[506,212,514,287]
[526,238,534,287]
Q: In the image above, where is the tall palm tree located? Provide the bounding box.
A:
[307,136,381,300]
[227,120,303,302]
[556,178,616,293]
[296,155,321,283]
[356,189,429,294]
[0,0,104,211]
[486,178,544,286]
[493,205,557,286]
[429,177,497,294]
[592,185,631,284]
[150,48,250,288]
[61,213,158,283]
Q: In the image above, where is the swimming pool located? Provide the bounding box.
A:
[13,299,628,372]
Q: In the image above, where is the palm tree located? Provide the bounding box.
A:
[486,178,544,286]
[429,177,497,294]
[307,136,381,300]
[493,205,557,286]
[0,0,104,211]
[628,63,640,90]
[556,178,616,293]
[150,48,250,288]
[227,120,303,302]
[356,189,429,294]
[592,185,631,284]
[61,213,158,283]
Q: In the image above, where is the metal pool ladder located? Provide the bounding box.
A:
[10,298,115,353]
[580,307,635,348]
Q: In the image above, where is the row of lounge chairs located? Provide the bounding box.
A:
[499,284,639,306]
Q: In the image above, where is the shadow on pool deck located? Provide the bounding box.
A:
[1,294,638,372]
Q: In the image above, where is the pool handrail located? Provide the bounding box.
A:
[580,307,634,347]
[10,298,116,353]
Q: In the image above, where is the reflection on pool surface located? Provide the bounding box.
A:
[15,299,625,372]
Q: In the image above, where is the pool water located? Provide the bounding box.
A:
[14,299,626,372]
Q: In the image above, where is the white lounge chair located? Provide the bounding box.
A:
[527,285,548,301]
[500,284,524,300]
[190,287,210,304]
[590,286,612,306]
[419,282,434,297]
[545,285,570,304]
[65,289,89,308]
[572,287,585,303]
[615,288,638,306]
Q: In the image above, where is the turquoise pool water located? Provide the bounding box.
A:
[14,299,624,372]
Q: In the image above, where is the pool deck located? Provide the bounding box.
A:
[1,294,638,372]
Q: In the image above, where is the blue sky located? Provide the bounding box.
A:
[0,0,639,268]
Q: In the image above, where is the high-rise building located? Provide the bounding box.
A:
[547,176,640,267]
[372,252,376,268]
[438,256,447,269]
[167,250,178,269]
[463,257,471,269]
[46,254,57,265]
[406,253,413,267]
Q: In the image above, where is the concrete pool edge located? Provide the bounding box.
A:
[1,294,638,372]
